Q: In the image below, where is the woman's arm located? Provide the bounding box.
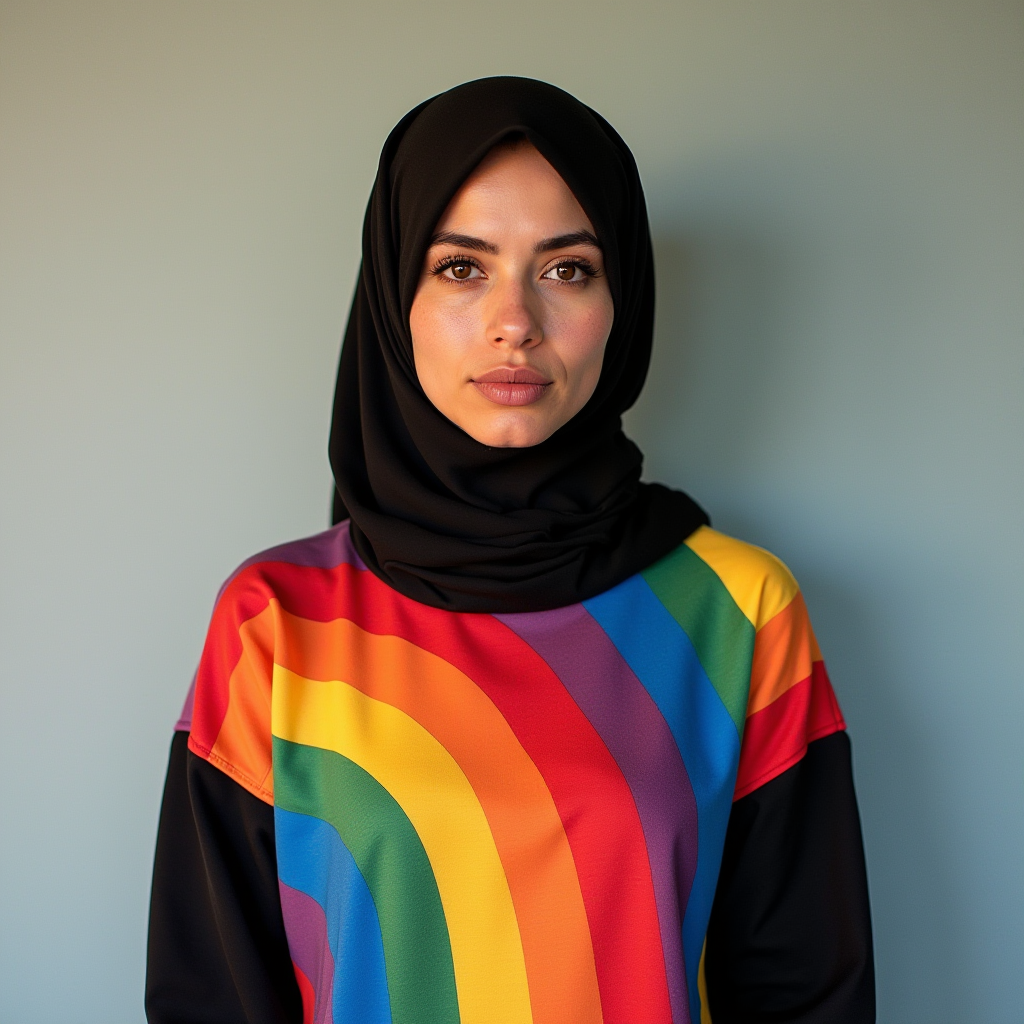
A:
[704,730,875,1023]
[145,732,302,1024]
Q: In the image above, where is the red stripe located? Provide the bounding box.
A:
[292,961,316,1024]
[734,660,845,801]
[269,560,673,1023]
[188,566,278,756]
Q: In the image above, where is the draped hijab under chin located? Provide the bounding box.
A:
[329,76,707,613]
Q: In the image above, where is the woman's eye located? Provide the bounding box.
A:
[445,263,477,280]
[544,262,589,283]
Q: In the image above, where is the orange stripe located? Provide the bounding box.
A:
[205,603,275,800]
[274,607,603,1024]
[748,591,822,717]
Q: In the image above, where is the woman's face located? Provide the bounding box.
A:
[409,141,614,448]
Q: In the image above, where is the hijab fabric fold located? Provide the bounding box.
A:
[329,76,707,612]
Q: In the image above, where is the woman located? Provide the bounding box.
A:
[147,77,874,1024]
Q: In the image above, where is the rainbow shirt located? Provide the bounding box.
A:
[180,520,844,1024]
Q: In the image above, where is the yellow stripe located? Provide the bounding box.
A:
[272,666,533,1024]
[685,526,800,629]
[697,939,713,1023]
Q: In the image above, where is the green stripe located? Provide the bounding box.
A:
[642,543,755,734]
[273,737,460,1024]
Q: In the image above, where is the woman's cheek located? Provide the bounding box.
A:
[553,301,613,368]
[414,304,474,387]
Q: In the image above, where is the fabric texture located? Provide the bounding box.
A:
[147,735,872,1024]
[145,519,873,1024]
[705,731,875,1023]
[328,76,707,612]
[146,732,302,1024]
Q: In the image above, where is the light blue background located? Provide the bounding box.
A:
[1,3,1020,1021]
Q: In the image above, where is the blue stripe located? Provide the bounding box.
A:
[276,807,392,1024]
[585,574,742,1024]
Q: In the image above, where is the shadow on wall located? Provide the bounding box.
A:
[800,567,971,1024]
[632,235,778,482]
[625,233,972,1023]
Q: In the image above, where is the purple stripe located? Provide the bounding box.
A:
[173,521,365,731]
[233,519,365,578]
[279,880,335,1024]
[217,520,365,610]
[498,604,698,1024]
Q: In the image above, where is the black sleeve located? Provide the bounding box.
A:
[145,732,303,1024]
[705,731,875,1023]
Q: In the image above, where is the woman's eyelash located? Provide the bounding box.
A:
[430,254,481,276]
[545,257,600,282]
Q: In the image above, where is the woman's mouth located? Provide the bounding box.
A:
[471,367,552,406]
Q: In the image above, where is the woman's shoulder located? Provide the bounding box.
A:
[181,520,361,798]
[647,524,801,632]
[651,527,843,798]
[209,519,359,607]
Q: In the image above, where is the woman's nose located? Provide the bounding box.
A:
[487,278,543,350]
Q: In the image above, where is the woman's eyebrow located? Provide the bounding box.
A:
[428,231,498,254]
[534,230,601,253]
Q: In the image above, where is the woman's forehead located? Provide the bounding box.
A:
[432,142,595,241]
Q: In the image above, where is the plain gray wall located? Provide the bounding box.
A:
[1,3,1021,1022]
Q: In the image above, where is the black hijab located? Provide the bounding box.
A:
[329,76,707,612]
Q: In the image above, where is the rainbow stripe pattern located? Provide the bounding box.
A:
[179,521,844,1024]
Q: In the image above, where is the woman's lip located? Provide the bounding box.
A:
[473,367,551,384]
[471,367,552,406]
[471,381,550,406]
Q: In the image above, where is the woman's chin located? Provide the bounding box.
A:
[459,410,558,448]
